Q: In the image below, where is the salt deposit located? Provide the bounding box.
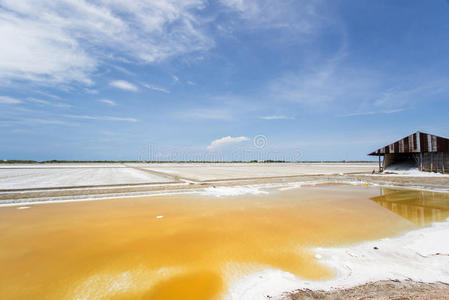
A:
[228,219,449,300]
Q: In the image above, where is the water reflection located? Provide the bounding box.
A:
[370,188,449,226]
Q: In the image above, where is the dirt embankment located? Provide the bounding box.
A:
[283,280,449,300]
[349,174,449,191]
[1,168,448,205]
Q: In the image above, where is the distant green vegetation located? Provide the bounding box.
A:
[0,160,39,164]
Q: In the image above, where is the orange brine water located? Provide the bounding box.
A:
[1,185,446,300]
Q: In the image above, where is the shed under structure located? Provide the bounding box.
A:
[369,131,449,173]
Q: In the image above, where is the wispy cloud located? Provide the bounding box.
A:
[339,109,406,117]
[207,136,249,150]
[25,118,75,125]
[64,114,138,122]
[143,84,169,93]
[0,8,95,85]
[99,99,117,106]
[172,75,179,83]
[28,98,71,108]
[0,118,77,127]
[35,91,61,99]
[336,77,449,117]
[84,89,99,95]
[0,0,214,85]
[0,0,327,87]
[269,46,449,116]
[268,52,376,111]
[372,80,449,109]
[220,0,325,35]
[181,108,233,120]
[259,115,292,120]
[0,96,21,104]
[109,80,138,91]
[112,65,136,76]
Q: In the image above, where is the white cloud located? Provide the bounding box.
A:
[84,89,99,95]
[0,9,95,85]
[220,0,325,35]
[112,66,136,76]
[0,0,214,85]
[0,118,77,126]
[268,46,385,113]
[182,108,233,120]
[28,98,71,108]
[207,136,249,150]
[0,96,21,104]
[339,109,405,117]
[269,59,374,109]
[0,0,327,87]
[270,57,449,116]
[143,84,169,93]
[64,114,137,122]
[372,81,449,109]
[25,118,75,125]
[35,91,61,99]
[109,80,138,91]
[30,98,51,105]
[259,115,292,120]
[99,99,117,106]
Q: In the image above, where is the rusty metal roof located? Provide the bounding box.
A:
[369,131,449,156]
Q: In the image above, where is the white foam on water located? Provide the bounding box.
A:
[277,181,331,191]
[279,183,303,191]
[199,186,269,197]
[16,206,30,210]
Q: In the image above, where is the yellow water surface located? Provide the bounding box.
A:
[1,185,444,300]
[370,187,449,225]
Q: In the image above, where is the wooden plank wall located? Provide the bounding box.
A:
[421,152,448,173]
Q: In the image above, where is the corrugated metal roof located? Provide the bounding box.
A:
[369,131,449,156]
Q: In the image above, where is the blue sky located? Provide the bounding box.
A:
[1,0,449,161]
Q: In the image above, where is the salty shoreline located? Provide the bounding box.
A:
[2,175,449,207]
[1,163,449,299]
[1,168,448,207]
[283,280,449,300]
[228,218,449,299]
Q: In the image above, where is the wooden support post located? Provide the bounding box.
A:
[430,152,433,172]
[443,153,445,174]
[378,155,381,172]
[436,153,439,173]
[420,153,423,171]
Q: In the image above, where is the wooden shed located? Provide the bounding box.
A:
[369,131,449,173]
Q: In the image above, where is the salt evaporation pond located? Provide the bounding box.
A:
[1,184,448,299]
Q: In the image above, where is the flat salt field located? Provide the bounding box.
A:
[1,184,448,300]
[0,165,171,189]
[139,162,377,181]
[0,162,377,190]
